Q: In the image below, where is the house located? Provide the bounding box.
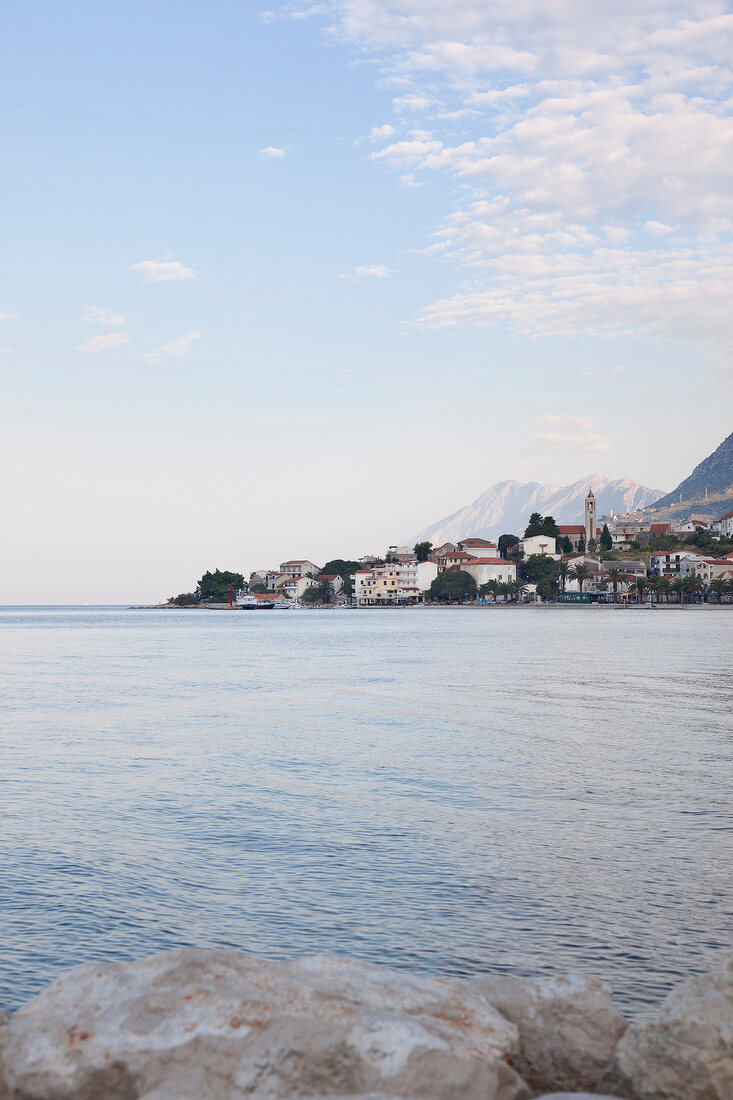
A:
[386,545,415,562]
[460,557,517,588]
[265,571,288,591]
[673,519,709,535]
[456,537,497,556]
[557,525,585,551]
[435,550,475,570]
[648,523,672,539]
[280,559,321,577]
[353,560,437,606]
[679,557,733,583]
[315,573,344,595]
[278,575,319,601]
[521,534,560,559]
[431,542,457,558]
[718,510,733,539]
[649,551,707,576]
[248,571,269,588]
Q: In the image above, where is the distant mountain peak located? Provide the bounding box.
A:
[410,475,665,545]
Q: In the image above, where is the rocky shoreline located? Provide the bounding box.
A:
[1,949,730,1099]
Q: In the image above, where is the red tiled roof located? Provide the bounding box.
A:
[650,523,671,533]
[458,537,496,546]
[317,574,339,580]
[557,525,585,534]
[720,511,733,520]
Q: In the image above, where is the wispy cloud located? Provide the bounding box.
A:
[530,415,611,453]
[296,1,733,382]
[0,347,12,355]
[369,124,395,142]
[77,332,131,354]
[130,260,196,282]
[338,264,393,280]
[259,145,286,160]
[143,331,202,364]
[0,309,17,320]
[83,306,127,326]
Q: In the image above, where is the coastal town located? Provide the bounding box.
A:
[170,491,733,609]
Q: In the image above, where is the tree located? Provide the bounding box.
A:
[635,575,648,603]
[521,554,560,588]
[197,569,244,603]
[498,533,520,558]
[537,575,558,600]
[577,534,586,553]
[709,578,726,603]
[413,541,433,562]
[561,535,573,554]
[523,514,560,539]
[656,576,671,604]
[300,585,320,604]
[428,570,477,603]
[479,579,500,602]
[684,574,705,603]
[605,567,624,603]
[671,576,685,604]
[317,578,334,603]
[250,583,269,594]
[600,523,613,552]
[587,537,598,554]
[569,562,592,593]
[168,592,198,606]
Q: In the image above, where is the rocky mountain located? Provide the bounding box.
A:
[411,474,665,545]
[647,431,733,513]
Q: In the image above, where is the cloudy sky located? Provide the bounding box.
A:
[1,0,732,601]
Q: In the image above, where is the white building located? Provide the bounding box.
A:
[718,510,733,539]
[279,559,321,577]
[278,575,320,601]
[353,560,438,605]
[460,557,517,588]
[521,534,560,560]
[649,550,707,576]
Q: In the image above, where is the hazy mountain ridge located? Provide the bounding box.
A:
[411,474,666,545]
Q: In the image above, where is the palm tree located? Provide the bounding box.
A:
[557,560,571,593]
[317,578,334,604]
[656,576,671,604]
[671,576,685,604]
[635,575,648,603]
[708,578,726,604]
[684,574,705,604]
[512,581,528,603]
[605,567,624,603]
[497,582,511,603]
[569,562,592,593]
[479,580,500,603]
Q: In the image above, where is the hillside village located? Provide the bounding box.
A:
[170,491,733,609]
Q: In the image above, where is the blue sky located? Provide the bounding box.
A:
[1,0,732,601]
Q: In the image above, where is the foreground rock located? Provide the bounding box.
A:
[0,949,528,1100]
[469,973,627,1093]
[601,952,733,1100]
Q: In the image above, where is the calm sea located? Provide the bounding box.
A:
[1,605,731,1013]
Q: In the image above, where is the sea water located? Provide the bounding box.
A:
[1,605,731,1012]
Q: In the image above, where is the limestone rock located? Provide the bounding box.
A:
[601,952,733,1100]
[469,972,627,1093]
[0,949,529,1100]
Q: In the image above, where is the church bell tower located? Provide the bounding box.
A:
[585,488,597,546]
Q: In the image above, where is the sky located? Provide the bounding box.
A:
[1,0,732,602]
